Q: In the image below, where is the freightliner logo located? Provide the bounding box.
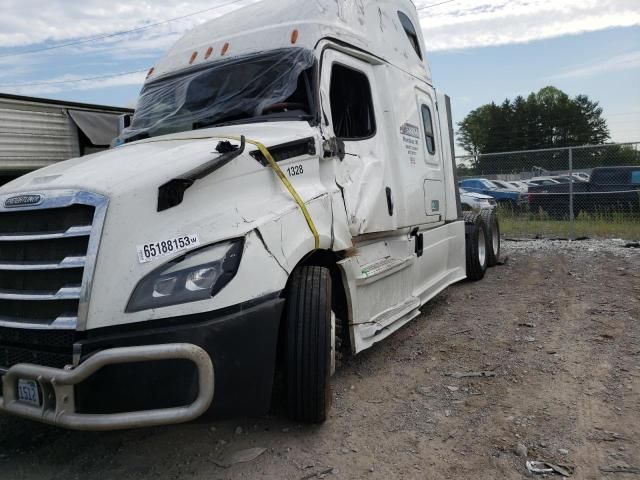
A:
[4,194,44,208]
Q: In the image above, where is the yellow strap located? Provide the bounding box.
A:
[152,134,319,249]
[244,138,320,250]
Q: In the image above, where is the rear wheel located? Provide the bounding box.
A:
[480,209,500,267]
[464,211,489,281]
[284,266,332,424]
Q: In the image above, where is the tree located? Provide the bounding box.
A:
[457,86,610,156]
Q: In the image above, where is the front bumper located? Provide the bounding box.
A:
[0,344,213,431]
[0,294,285,430]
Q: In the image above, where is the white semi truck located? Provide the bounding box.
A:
[0,0,499,430]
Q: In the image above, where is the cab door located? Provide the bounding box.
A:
[319,49,396,236]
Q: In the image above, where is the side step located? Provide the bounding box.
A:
[356,255,413,285]
[338,239,418,353]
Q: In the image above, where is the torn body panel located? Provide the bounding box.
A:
[339,221,466,353]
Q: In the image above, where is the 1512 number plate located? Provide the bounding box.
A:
[17,379,40,407]
[137,235,201,264]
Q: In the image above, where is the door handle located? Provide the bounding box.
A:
[410,228,424,257]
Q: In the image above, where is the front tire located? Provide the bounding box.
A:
[464,211,489,281]
[284,266,332,424]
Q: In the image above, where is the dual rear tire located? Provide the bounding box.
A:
[480,209,501,267]
[464,209,500,280]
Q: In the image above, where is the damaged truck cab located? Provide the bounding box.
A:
[0,0,489,429]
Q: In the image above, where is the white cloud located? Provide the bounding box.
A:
[1,71,147,96]
[1,0,638,53]
[419,0,640,51]
[0,1,258,48]
[549,51,640,79]
[1,0,639,97]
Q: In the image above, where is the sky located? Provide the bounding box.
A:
[0,0,639,155]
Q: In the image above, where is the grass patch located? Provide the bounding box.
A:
[496,205,640,240]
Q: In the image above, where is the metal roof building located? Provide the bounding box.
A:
[0,93,132,183]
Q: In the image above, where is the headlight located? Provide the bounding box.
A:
[126,240,243,312]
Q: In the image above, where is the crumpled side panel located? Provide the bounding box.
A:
[335,153,385,236]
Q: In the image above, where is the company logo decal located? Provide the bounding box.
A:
[4,194,43,208]
[400,123,420,139]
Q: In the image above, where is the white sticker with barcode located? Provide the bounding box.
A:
[137,234,201,264]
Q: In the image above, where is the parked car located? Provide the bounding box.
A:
[507,181,530,192]
[530,176,561,185]
[551,176,572,184]
[490,179,519,191]
[528,166,640,218]
[460,187,497,211]
[572,172,590,182]
[554,175,584,183]
[459,178,523,208]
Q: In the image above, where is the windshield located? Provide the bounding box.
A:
[117,48,316,143]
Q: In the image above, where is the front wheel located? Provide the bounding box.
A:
[284,266,332,424]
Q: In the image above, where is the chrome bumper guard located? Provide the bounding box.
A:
[0,343,214,431]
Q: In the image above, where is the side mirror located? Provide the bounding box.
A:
[117,113,133,136]
[323,137,346,161]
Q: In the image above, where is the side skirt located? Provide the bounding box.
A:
[338,221,466,353]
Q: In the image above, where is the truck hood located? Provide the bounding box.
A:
[0,122,316,197]
[0,121,332,329]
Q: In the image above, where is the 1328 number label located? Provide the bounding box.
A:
[287,164,304,177]
[137,235,201,264]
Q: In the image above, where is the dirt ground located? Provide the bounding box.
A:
[1,239,638,480]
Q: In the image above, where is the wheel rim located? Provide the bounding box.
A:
[478,228,487,267]
[492,221,499,254]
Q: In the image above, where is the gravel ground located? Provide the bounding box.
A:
[0,239,638,480]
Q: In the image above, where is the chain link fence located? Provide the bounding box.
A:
[456,142,640,240]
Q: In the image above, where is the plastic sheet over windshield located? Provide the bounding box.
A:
[117,48,316,143]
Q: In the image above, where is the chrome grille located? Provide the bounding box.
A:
[0,190,107,369]
[0,204,93,325]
